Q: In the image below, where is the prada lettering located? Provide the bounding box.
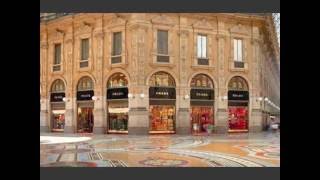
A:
[112,92,124,96]
[155,91,169,96]
[107,88,128,99]
[228,90,249,101]
[50,93,65,102]
[196,93,209,97]
[77,90,94,101]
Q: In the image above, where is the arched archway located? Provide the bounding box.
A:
[149,71,176,134]
[227,76,249,132]
[106,72,129,133]
[189,74,215,134]
[76,76,94,133]
[50,79,66,132]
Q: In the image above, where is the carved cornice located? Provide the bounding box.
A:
[229,23,250,35]
[151,14,175,26]
[192,18,215,30]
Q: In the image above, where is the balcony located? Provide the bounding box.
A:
[40,13,75,22]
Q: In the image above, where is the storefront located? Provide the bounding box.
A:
[149,72,176,134]
[76,76,94,133]
[106,73,129,134]
[190,74,215,134]
[50,79,65,132]
[227,76,249,132]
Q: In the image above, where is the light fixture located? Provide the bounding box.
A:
[184,94,190,100]
[128,93,134,98]
[222,96,228,101]
[257,97,263,101]
[140,93,145,98]
[264,97,269,102]
[92,96,98,101]
[62,97,67,102]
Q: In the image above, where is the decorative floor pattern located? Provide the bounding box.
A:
[40,132,280,167]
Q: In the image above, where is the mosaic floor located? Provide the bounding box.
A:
[40,132,280,167]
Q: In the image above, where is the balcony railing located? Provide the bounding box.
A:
[40,13,75,22]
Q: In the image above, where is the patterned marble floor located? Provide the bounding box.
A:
[40,132,280,167]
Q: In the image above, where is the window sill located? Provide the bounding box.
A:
[150,62,175,68]
[191,65,215,69]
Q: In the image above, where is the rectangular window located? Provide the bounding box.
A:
[112,32,122,56]
[197,35,207,58]
[81,38,89,60]
[233,39,243,62]
[54,44,61,65]
[157,30,168,55]
[53,43,61,71]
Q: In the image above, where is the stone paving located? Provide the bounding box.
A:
[40,132,280,167]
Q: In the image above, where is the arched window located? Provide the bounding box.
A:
[228,76,248,91]
[107,73,128,88]
[190,74,214,89]
[77,76,94,91]
[149,71,175,87]
[51,79,65,93]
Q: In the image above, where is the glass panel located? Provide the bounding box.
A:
[150,105,175,132]
[228,76,248,91]
[77,107,94,133]
[157,30,168,55]
[237,39,242,61]
[54,44,61,65]
[150,72,175,87]
[51,79,65,92]
[52,110,65,130]
[197,35,202,58]
[112,32,122,56]
[202,36,207,58]
[107,73,128,88]
[190,74,214,88]
[81,39,89,60]
[107,102,128,132]
[234,39,238,61]
[78,77,93,91]
[228,107,248,130]
[191,106,214,133]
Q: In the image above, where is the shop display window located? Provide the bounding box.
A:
[150,105,175,132]
[228,107,248,130]
[108,107,129,132]
[52,110,65,131]
[77,107,94,133]
[191,107,214,133]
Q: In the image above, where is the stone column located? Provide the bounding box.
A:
[176,27,191,134]
[64,35,74,133]
[127,23,149,135]
[40,41,49,132]
[216,31,228,134]
[93,26,105,134]
[249,36,263,132]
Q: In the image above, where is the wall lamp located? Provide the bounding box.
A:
[62,97,70,102]
[184,94,190,100]
[140,93,145,99]
[221,96,228,101]
[128,93,135,99]
[91,96,99,101]
[257,97,263,102]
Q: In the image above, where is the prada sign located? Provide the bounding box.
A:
[149,87,176,99]
[107,88,128,99]
[77,90,94,101]
[228,90,249,101]
[50,93,65,102]
[190,89,214,100]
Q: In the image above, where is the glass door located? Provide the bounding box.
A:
[77,107,94,133]
[149,105,175,133]
[191,106,214,133]
[228,107,248,131]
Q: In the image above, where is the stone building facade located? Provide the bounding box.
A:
[40,13,280,134]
